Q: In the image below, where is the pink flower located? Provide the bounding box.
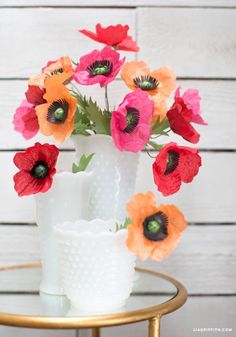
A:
[111,89,154,152]
[175,87,207,125]
[13,100,39,140]
[74,46,125,87]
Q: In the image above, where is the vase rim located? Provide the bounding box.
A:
[55,171,93,178]
[71,134,112,140]
[54,218,128,238]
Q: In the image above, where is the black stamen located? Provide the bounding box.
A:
[133,75,159,91]
[87,60,113,76]
[123,107,140,133]
[30,161,49,179]
[50,67,64,76]
[47,99,69,124]
[143,211,168,241]
[164,150,180,175]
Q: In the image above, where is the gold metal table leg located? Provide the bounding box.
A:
[92,327,100,337]
[148,316,160,337]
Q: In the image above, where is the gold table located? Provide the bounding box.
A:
[0,264,187,337]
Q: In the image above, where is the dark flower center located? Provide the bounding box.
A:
[133,75,159,91]
[123,107,140,133]
[50,67,64,76]
[143,211,168,241]
[87,60,113,76]
[47,99,69,124]
[164,150,180,175]
[30,161,49,179]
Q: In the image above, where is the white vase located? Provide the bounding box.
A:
[72,135,139,222]
[35,171,92,295]
[40,293,70,316]
[54,219,136,313]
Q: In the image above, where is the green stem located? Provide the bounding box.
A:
[105,86,110,112]
[70,82,82,96]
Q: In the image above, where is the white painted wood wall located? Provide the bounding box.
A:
[0,1,236,336]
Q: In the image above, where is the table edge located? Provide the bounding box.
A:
[0,264,188,329]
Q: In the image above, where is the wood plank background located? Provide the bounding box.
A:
[0,1,235,337]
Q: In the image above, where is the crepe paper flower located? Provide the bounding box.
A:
[35,77,77,143]
[175,87,207,125]
[152,142,201,196]
[29,56,74,88]
[74,46,125,87]
[121,61,176,98]
[151,95,168,124]
[13,100,39,140]
[111,89,154,152]
[25,85,46,106]
[79,23,139,52]
[13,142,59,197]
[167,87,207,144]
[126,192,187,261]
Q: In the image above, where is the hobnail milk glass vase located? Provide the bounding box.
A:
[72,134,139,221]
[35,171,92,295]
[54,219,136,313]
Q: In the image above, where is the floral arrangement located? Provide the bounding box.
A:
[12,23,206,262]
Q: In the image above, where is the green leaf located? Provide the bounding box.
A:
[152,117,170,136]
[74,95,111,135]
[73,121,91,136]
[86,98,111,135]
[116,217,132,232]
[72,153,95,173]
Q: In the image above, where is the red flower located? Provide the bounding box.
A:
[167,87,206,144]
[152,142,201,196]
[13,142,59,197]
[79,23,139,52]
[25,85,46,106]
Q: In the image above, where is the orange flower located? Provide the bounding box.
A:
[121,61,176,98]
[126,192,187,261]
[29,56,74,87]
[151,95,168,124]
[121,61,175,123]
[35,77,77,142]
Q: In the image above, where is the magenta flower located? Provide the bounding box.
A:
[175,87,207,125]
[74,46,125,87]
[111,89,154,152]
[13,100,39,140]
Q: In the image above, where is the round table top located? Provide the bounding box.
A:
[0,263,187,329]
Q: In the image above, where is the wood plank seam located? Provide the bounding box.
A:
[1,5,236,9]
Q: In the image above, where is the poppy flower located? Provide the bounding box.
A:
[151,95,168,124]
[152,142,201,196]
[167,87,207,144]
[74,46,125,87]
[121,61,176,98]
[13,142,59,197]
[13,100,40,140]
[126,192,187,261]
[79,23,139,52]
[35,77,77,143]
[111,89,154,152]
[29,56,74,88]
[25,85,46,106]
